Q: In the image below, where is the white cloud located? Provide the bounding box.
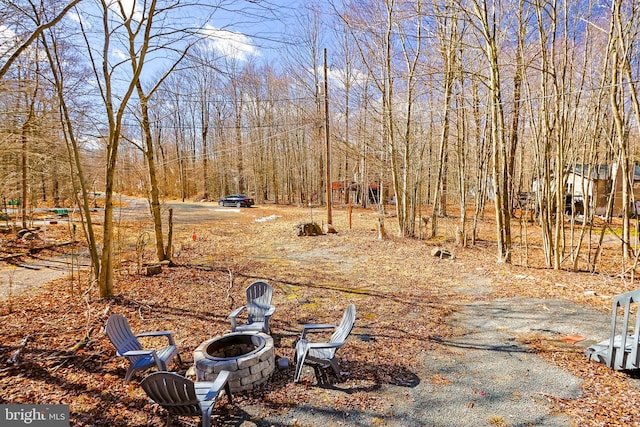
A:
[0,25,16,39]
[111,48,127,61]
[107,0,143,23]
[330,67,371,90]
[202,25,258,62]
[66,10,83,25]
[0,25,17,58]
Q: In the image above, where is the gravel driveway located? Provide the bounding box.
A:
[391,298,606,426]
[0,254,83,299]
[227,296,612,427]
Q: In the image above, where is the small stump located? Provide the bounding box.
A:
[323,224,338,234]
[296,222,323,236]
[143,264,162,276]
[431,248,454,259]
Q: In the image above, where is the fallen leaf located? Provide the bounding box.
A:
[561,334,585,344]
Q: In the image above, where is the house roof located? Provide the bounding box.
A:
[570,164,640,181]
[571,164,610,179]
[569,164,640,181]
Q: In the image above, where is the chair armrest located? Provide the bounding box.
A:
[136,330,175,346]
[229,306,247,332]
[122,349,164,369]
[228,306,247,318]
[301,323,335,339]
[306,341,345,349]
[260,306,276,334]
[120,349,154,357]
[203,371,231,400]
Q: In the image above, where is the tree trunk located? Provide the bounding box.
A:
[138,88,167,262]
[472,0,511,262]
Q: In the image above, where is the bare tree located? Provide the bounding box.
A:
[0,0,83,79]
[38,12,102,285]
[431,1,460,238]
[133,52,192,263]
[467,0,511,262]
[609,0,640,264]
[285,2,326,205]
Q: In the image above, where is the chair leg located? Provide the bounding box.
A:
[201,407,212,427]
[224,382,233,404]
[327,358,341,378]
[294,360,305,382]
[124,366,136,383]
[202,417,210,427]
[294,345,308,383]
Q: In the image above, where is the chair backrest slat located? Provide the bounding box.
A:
[141,373,200,417]
[246,281,273,322]
[105,314,143,355]
[330,304,356,343]
[608,289,640,370]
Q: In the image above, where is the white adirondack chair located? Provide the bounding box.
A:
[140,371,232,427]
[228,281,275,333]
[586,289,640,370]
[294,304,356,383]
[104,313,181,382]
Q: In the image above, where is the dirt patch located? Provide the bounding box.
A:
[0,255,73,299]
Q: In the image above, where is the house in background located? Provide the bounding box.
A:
[565,163,640,217]
[330,181,394,205]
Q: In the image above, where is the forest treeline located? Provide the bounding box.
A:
[1,0,640,296]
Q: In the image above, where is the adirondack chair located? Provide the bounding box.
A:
[104,313,181,382]
[228,281,275,333]
[294,304,356,383]
[586,289,640,370]
[140,371,232,427]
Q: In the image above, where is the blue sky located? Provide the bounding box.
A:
[0,0,308,71]
[191,0,308,63]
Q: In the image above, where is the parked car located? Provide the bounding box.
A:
[218,194,254,208]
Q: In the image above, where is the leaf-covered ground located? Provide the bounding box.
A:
[1,204,639,426]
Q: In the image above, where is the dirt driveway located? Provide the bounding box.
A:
[0,196,243,299]
[0,253,85,299]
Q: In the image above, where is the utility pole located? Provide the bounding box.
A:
[324,48,333,226]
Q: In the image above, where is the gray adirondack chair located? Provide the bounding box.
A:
[140,371,232,427]
[586,289,640,370]
[228,281,275,333]
[294,304,356,383]
[104,313,181,382]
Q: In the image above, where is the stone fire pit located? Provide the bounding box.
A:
[193,332,275,392]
